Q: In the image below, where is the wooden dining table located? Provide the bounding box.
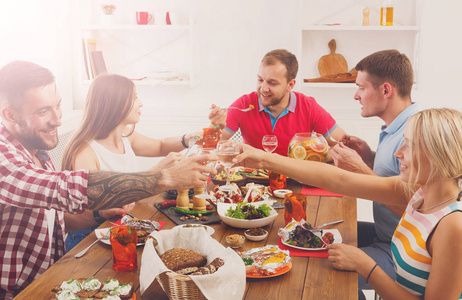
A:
[15,180,357,299]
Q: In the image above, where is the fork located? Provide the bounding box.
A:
[326,129,339,144]
[225,107,254,112]
[74,229,110,258]
[184,135,201,157]
[210,106,254,112]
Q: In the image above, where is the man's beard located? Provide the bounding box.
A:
[17,122,59,150]
[22,132,58,150]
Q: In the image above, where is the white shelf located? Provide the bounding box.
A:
[302,25,419,31]
[82,25,190,31]
[83,79,191,86]
[302,82,357,89]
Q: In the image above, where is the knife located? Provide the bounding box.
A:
[311,219,343,231]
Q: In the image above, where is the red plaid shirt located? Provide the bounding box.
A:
[0,127,89,299]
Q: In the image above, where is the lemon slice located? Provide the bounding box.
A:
[310,142,328,153]
[306,153,324,162]
[292,145,307,160]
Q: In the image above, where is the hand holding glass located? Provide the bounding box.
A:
[216,140,240,192]
[195,148,217,202]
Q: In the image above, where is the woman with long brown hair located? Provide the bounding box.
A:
[62,73,204,251]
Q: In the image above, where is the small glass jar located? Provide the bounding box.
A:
[380,0,394,26]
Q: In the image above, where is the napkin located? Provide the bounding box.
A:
[301,185,343,197]
[140,227,246,300]
[115,218,166,231]
[277,238,328,258]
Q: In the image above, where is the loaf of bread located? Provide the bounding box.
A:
[190,257,225,275]
[160,248,207,271]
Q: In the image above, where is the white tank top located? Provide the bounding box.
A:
[89,137,148,173]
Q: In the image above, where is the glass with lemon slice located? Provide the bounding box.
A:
[288,132,329,162]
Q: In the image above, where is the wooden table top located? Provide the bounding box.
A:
[15,181,357,299]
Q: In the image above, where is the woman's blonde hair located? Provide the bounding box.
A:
[61,74,135,170]
[408,108,462,187]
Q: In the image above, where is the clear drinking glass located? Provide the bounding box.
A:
[194,148,217,203]
[216,140,240,192]
[262,135,278,153]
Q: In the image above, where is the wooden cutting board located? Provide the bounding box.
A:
[318,39,348,76]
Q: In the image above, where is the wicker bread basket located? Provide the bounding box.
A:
[156,271,207,300]
[140,228,245,300]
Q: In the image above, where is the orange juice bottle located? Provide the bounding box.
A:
[380,0,394,26]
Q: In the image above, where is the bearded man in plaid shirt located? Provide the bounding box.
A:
[0,61,217,299]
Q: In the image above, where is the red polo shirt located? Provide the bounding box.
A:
[225,91,337,156]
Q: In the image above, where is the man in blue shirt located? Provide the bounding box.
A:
[330,50,418,300]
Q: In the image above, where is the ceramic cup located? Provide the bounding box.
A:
[136,11,152,25]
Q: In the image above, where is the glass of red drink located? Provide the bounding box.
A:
[283,193,307,225]
[203,127,221,149]
[268,170,287,194]
[110,226,138,271]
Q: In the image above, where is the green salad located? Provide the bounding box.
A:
[226,202,271,220]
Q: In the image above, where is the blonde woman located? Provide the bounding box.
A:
[62,74,202,251]
[235,108,462,299]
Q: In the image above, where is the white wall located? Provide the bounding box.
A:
[1,0,461,144]
[69,0,462,149]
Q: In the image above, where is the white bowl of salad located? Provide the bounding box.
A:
[217,201,278,229]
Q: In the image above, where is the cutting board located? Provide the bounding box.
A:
[318,39,348,76]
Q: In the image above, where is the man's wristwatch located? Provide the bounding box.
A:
[93,210,106,225]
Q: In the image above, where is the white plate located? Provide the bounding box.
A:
[273,189,293,199]
[281,229,342,251]
[217,202,278,229]
[94,228,145,246]
[173,224,215,235]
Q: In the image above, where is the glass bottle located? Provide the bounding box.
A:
[380,0,394,26]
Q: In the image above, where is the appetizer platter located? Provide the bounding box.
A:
[155,200,221,225]
[235,167,269,184]
[52,277,134,300]
[208,182,285,209]
[240,245,292,278]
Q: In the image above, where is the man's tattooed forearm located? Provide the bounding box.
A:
[86,171,162,210]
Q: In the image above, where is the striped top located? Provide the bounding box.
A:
[391,188,462,298]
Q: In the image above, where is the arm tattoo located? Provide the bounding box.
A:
[87,171,162,210]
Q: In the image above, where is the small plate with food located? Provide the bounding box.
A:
[279,219,341,251]
[211,171,247,187]
[244,227,268,241]
[173,224,215,235]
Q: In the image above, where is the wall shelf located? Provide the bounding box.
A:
[82,25,190,31]
[302,25,419,31]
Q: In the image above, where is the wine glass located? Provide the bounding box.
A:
[216,140,240,192]
[262,135,278,153]
[195,148,217,201]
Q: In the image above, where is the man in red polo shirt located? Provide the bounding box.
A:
[210,49,345,156]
